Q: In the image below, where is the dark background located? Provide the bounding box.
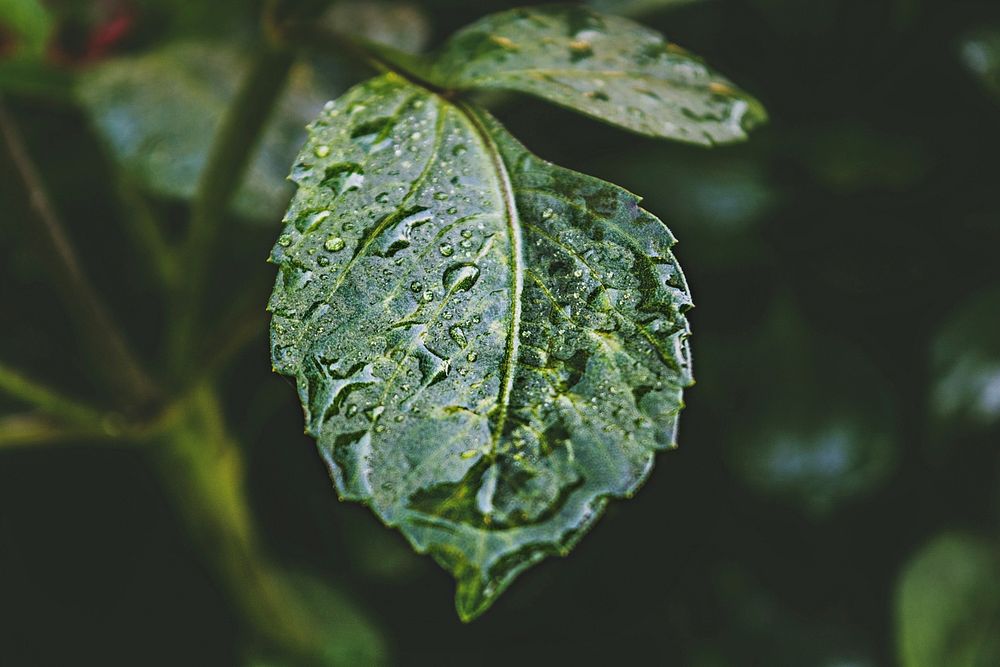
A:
[2,0,1000,664]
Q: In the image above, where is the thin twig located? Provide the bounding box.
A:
[0,96,157,407]
[115,175,179,288]
[0,413,110,449]
[170,46,296,369]
[0,360,110,429]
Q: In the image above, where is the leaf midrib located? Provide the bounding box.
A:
[369,44,528,450]
[454,102,524,451]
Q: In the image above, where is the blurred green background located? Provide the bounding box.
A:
[2,0,1000,665]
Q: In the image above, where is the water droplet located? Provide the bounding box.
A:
[325,236,346,252]
[410,280,423,292]
[317,256,330,267]
[541,208,554,220]
[460,449,479,459]
[421,290,435,303]
[449,325,468,347]
[321,163,365,196]
[277,234,292,247]
[466,351,478,362]
[314,144,331,158]
[439,243,454,257]
[452,144,467,157]
[434,192,449,200]
[443,263,481,292]
[569,39,594,62]
[375,192,390,204]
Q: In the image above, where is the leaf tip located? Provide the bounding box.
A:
[454,575,493,622]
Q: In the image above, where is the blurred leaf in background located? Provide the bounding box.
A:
[930,286,1000,433]
[896,533,1000,667]
[960,27,1000,104]
[703,303,896,518]
[77,43,330,223]
[0,0,52,58]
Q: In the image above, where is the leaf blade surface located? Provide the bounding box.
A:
[269,72,693,619]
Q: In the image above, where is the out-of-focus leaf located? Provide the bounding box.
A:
[930,286,1000,432]
[587,0,704,18]
[324,0,430,54]
[896,533,1000,667]
[398,5,766,145]
[76,42,329,222]
[0,0,52,58]
[706,303,895,517]
[960,28,1000,104]
[269,73,694,620]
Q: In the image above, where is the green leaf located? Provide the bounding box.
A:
[896,533,1000,667]
[424,5,766,145]
[0,0,53,59]
[77,42,329,223]
[269,73,693,620]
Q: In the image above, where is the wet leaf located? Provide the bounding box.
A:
[269,73,694,620]
[424,5,766,145]
[77,42,329,222]
[896,533,1000,667]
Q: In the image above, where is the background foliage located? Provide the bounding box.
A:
[1,0,999,665]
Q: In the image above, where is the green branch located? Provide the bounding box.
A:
[0,360,110,429]
[0,97,157,408]
[170,45,295,370]
[0,414,109,449]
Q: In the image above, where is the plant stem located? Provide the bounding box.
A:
[153,386,337,663]
[0,414,110,448]
[170,45,295,370]
[0,96,157,408]
[0,360,111,429]
[115,175,179,289]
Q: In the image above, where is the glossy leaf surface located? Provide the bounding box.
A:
[427,6,766,145]
[269,72,693,619]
